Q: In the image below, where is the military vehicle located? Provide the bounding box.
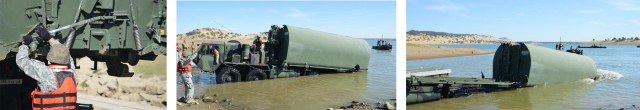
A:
[577,44,606,48]
[0,0,166,109]
[372,39,392,50]
[407,42,598,104]
[192,25,370,84]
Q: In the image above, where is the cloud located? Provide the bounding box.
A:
[608,0,640,11]
[426,0,465,12]
[346,16,355,20]
[576,9,603,14]
[425,0,471,18]
[285,9,313,21]
[240,8,256,12]
[455,13,471,18]
[267,9,280,13]
[587,21,602,25]
[630,19,640,24]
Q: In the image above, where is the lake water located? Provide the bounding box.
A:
[407,43,636,110]
[177,39,396,109]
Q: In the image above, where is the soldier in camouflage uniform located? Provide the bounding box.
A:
[178,51,198,104]
[16,26,76,92]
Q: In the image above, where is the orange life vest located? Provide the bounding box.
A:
[31,65,77,110]
[177,62,192,73]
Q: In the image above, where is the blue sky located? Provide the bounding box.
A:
[177,1,396,39]
[408,0,640,42]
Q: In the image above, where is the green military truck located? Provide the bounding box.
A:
[192,25,370,84]
[0,0,166,109]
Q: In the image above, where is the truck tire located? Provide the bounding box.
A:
[350,65,361,73]
[217,66,241,84]
[244,69,266,81]
[306,70,318,76]
[106,57,124,76]
[126,50,140,66]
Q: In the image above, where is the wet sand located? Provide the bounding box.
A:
[407,44,494,60]
[176,94,244,110]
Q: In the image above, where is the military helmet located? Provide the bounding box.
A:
[47,44,70,64]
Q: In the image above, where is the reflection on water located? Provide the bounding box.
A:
[408,80,596,110]
[426,44,500,51]
[408,43,639,109]
[178,39,396,109]
[212,72,366,109]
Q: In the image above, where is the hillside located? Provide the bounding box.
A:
[406,30,507,44]
[177,28,267,52]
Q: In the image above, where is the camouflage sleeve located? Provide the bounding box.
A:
[177,52,182,63]
[188,52,199,62]
[16,45,56,91]
[181,52,198,67]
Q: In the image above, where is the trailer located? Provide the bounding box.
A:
[193,25,371,84]
[407,42,598,104]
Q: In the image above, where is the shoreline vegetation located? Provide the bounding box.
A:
[582,40,640,45]
[407,43,494,60]
[581,37,640,45]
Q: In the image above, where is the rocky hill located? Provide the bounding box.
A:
[407,30,506,44]
[177,28,267,52]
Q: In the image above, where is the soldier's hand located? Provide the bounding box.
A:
[22,35,33,45]
[35,25,53,42]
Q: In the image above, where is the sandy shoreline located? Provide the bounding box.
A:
[407,44,494,60]
[582,40,640,45]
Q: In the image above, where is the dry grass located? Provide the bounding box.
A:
[134,55,167,79]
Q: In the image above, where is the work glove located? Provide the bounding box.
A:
[22,35,33,45]
[35,25,53,42]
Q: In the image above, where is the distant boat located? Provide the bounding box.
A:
[577,44,606,48]
[372,39,392,50]
[637,45,640,48]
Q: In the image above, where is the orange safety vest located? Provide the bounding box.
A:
[177,62,192,73]
[31,65,77,110]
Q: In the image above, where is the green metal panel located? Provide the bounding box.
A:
[0,0,166,60]
[277,25,370,70]
[525,43,597,85]
[0,0,41,59]
[493,43,597,86]
[406,93,440,104]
